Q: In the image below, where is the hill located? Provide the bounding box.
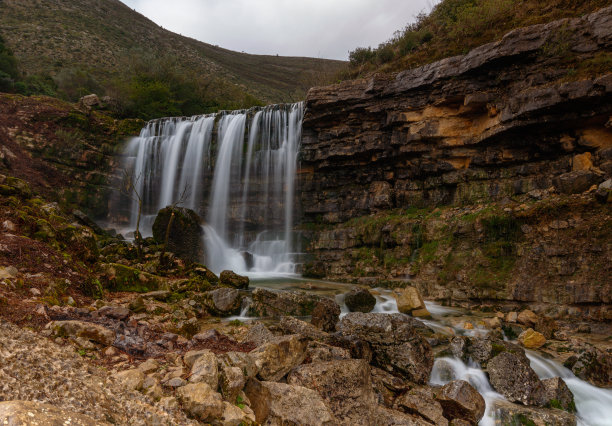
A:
[0,0,346,118]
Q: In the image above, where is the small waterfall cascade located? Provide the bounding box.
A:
[117,103,304,276]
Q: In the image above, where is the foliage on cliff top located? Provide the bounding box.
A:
[344,0,612,78]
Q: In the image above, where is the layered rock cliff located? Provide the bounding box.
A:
[299,6,612,320]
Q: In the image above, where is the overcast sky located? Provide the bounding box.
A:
[120,0,437,60]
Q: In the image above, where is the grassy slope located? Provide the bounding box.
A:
[0,0,345,104]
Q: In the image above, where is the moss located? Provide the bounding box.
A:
[511,414,537,426]
[102,263,165,292]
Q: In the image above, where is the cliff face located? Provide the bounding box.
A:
[299,6,612,320]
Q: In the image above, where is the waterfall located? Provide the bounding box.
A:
[117,103,304,276]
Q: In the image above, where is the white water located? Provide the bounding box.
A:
[118,103,304,276]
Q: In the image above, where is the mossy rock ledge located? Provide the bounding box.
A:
[152,206,204,263]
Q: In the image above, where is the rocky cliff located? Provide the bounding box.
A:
[299,6,612,320]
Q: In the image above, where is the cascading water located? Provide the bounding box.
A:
[116,103,304,276]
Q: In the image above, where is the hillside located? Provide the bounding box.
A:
[0,0,345,117]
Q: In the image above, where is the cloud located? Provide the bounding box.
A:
[120,0,436,60]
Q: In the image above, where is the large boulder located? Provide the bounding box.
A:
[243,322,275,347]
[392,286,431,317]
[279,315,329,341]
[487,352,547,406]
[248,288,322,317]
[393,386,448,425]
[219,270,249,289]
[492,400,577,426]
[0,401,99,425]
[435,380,486,425]
[553,170,603,194]
[337,313,433,384]
[47,320,114,346]
[344,287,377,313]
[152,206,203,263]
[249,334,307,381]
[306,341,352,363]
[244,379,335,425]
[176,383,224,422]
[202,288,243,316]
[450,336,528,369]
[518,328,547,349]
[542,377,576,413]
[311,297,341,332]
[188,350,219,389]
[287,359,378,424]
[563,343,612,388]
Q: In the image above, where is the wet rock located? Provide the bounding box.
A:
[393,385,448,425]
[219,270,249,289]
[517,309,538,327]
[244,378,335,425]
[337,313,433,383]
[492,400,577,426]
[487,352,547,406]
[287,359,377,424]
[0,401,99,425]
[542,377,576,413]
[114,368,145,391]
[392,286,431,317]
[344,287,377,313]
[535,316,557,340]
[152,206,203,263]
[189,350,219,389]
[371,366,410,408]
[450,336,528,369]
[97,305,130,320]
[249,334,307,381]
[203,288,242,316]
[176,382,224,422]
[47,320,114,346]
[563,343,612,387]
[243,322,275,347]
[518,328,547,349]
[436,380,485,425]
[279,315,329,340]
[306,341,351,363]
[248,288,321,317]
[311,297,341,332]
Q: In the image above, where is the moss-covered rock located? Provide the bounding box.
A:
[101,263,167,292]
[152,206,203,263]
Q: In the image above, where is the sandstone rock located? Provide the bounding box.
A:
[517,309,538,327]
[97,305,130,320]
[138,358,159,374]
[142,375,163,400]
[114,368,145,391]
[0,401,99,425]
[244,378,335,425]
[337,312,433,383]
[393,385,448,425]
[518,328,547,349]
[279,315,329,340]
[310,297,341,332]
[48,320,115,346]
[189,350,219,389]
[506,312,518,323]
[176,382,224,422]
[220,270,249,289]
[184,349,211,369]
[553,170,602,194]
[243,322,275,347]
[248,288,321,317]
[217,351,258,379]
[436,380,486,425]
[219,365,245,403]
[492,400,577,426]
[542,377,576,413]
[204,288,242,316]
[306,341,351,363]
[152,206,203,263]
[220,401,255,426]
[287,359,377,424]
[487,352,546,406]
[376,405,432,425]
[572,152,593,171]
[249,334,307,381]
[392,286,430,317]
[344,287,377,312]
[371,367,411,408]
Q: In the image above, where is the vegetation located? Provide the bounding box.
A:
[344,0,611,78]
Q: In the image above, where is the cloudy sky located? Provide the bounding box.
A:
[120,0,437,60]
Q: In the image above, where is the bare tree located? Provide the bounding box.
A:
[119,169,145,260]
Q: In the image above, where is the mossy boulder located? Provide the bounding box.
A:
[152,206,203,263]
[101,263,167,292]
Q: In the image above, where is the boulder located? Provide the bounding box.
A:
[0,266,18,279]
[114,368,145,391]
[219,365,246,403]
[311,297,341,332]
[306,341,351,363]
[553,170,602,194]
[188,350,219,389]
[344,287,377,313]
[435,380,486,425]
[376,405,433,425]
[217,351,258,379]
[152,206,203,263]
[279,315,329,341]
[48,320,114,346]
[535,316,557,340]
[248,288,322,317]
[450,336,528,369]
[244,379,335,425]
[517,309,538,327]
[393,386,448,425]
[220,401,256,426]
[371,367,411,408]
[563,343,612,387]
[492,400,577,426]
[184,349,212,369]
[97,305,130,320]
[243,322,275,347]
[518,328,547,349]
[204,288,242,316]
[0,401,99,425]
[287,359,377,424]
[542,377,576,413]
[219,270,249,289]
[505,312,518,323]
[138,358,159,374]
[249,334,307,381]
[392,286,430,317]
[487,352,547,406]
[176,382,224,422]
[337,313,433,384]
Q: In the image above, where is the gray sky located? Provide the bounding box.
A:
[120,0,437,60]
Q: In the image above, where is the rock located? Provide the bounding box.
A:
[553,170,602,194]
[159,396,179,410]
[376,405,432,425]
[487,352,546,406]
[142,375,163,400]
[492,400,577,426]
[450,336,528,369]
[518,328,547,349]
[142,290,171,301]
[337,313,433,384]
[249,334,307,381]
[287,359,377,424]
[310,297,341,332]
[243,322,275,347]
[563,343,612,387]
[204,288,242,316]
[306,341,351,363]
[0,266,18,279]
[0,401,99,425]
[219,365,245,403]
[244,378,335,425]
[248,288,322,317]
[436,380,486,425]
[535,316,557,339]
[29,288,41,296]
[184,349,211,368]
[572,152,593,171]
[189,350,219,389]
[152,206,203,263]
[344,287,377,312]
[138,358,159,374]
[279,315,329,340]
[393,385,448,425]
[371,367,411,408]
[219,270,249,289]
[506,312,518,323]
[78,93,101,109]
[517,309,538,326]
[483,317,502,329]
[392,286,430,317]
[114,368,145,391]
[176,382,224,422]
[542,377,576,413]
[217,351,258,379]
[166,377,187,388]
[97,305,130,320]
[48,320,114,346]
[220,401,255,426]
[128,296,146,313]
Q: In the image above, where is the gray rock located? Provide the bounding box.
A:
[47,320,115,346]
[492,400,577,426]
[553,170,603,194]
[542,377,576,413]
[205,288,242,316]
[436,380,485,425]
[97,305,130,320]
[189,350,218,389]
[344,287,377,313]
[0,401,99,425]
[176,382,224,422]
[220,270,249,289]
[450,336,528,368]
[310,297,341,332]
[394,385,448,425]
[279,315,329,340]
[219,365,245,403]
[243,322,275,347]
[217,351,258,379]
[249,334,307,381]
[114,369,145,391]
[248,288,322,317]
[487,352,547,406]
